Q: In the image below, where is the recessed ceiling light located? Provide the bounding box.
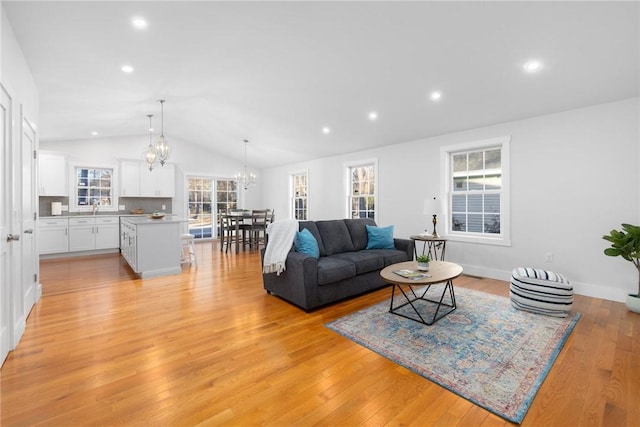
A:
[523,60,543,73]
[430,91,442,102]
[132,17,147,30]
[368,112,378,121]
[91,131,99,136]
[121,65,134,73]
[322,126,331,134]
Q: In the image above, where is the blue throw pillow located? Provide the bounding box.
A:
[365,225,395,249]
[294,228,320,258]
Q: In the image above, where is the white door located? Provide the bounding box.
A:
[1,84,15,366]
[21,114,38,316]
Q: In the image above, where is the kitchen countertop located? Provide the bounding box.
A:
[39,213,172,219]
[120,215,186,224]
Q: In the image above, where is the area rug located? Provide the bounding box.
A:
[325,286,580,424]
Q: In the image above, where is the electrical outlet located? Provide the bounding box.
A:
[119,205,125,210]
[545,252,553,263]
[61,205,68,211]
[161,204,166,210]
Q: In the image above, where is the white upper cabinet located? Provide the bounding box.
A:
[39,151,68,196]
[140,163,175,197]
[120,160,175,198]
[120,160,141,197]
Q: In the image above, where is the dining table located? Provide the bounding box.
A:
[221,209,274,253]
[222,210,252,253]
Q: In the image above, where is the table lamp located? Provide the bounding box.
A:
[423,196,440,238]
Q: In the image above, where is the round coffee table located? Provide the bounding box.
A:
[380,260,463,325]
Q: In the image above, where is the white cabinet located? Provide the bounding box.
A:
[95,217,120,249]
[68,218,94,251]
[38,218,69,254]
[68,216,119,252]
[140,163,175,197]
[120,160,175,198]
[39,151,68,196]
[120,219,137,270]
[120,216,183,278]
[120,160,141,197]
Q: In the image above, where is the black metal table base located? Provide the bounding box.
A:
[389,280,456,325]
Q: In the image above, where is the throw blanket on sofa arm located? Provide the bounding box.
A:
[263,219,299,275]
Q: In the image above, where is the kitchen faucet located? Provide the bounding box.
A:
[92,201,99,215]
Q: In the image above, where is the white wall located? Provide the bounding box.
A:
[262,98,640,303]
[1,11,37,121]
[40,136,264,218]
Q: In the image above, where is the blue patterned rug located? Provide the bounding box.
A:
[326,286,580,424]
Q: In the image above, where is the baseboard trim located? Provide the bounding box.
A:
[458,263,627,303]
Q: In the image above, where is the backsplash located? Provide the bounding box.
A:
[39,196,173,217]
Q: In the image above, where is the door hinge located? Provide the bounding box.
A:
[33,149,37,160]
[34,212,37,220]
[33,273,38,282]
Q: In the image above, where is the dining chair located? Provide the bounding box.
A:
[218,209,230,252]
[248,209,269,250]
[224,208,253,252]
[264,209,275,245]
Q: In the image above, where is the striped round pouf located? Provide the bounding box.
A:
[510,267,573,317]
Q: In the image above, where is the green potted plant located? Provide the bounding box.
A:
[603,223,640,313]
[416,254,431,271]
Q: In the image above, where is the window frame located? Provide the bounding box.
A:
[184,175,238,241]
[345,158,378,220]
[440,136,511,246]
[68,162,119,213]
[289,169,309,220]
[187,176,214,240]
[215,178,239,214]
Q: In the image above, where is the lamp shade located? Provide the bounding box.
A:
[423,196,439,215]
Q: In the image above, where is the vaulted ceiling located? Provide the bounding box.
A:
[4,1,639,168]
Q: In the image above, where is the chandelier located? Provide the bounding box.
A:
[143,114,157,171]
[155,99,170,165]
[236,139,256,190]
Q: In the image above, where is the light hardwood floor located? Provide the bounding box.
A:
[1,243,638,426]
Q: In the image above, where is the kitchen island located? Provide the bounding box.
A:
[120,216,187,279]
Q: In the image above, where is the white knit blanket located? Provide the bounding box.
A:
[262,219,299,275]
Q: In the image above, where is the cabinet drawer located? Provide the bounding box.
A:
[39,218,68,227]
[69,217,95,226]
[95,217,119,225]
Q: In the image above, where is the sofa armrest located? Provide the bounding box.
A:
[394,238,415,260]
[261,250,320,310]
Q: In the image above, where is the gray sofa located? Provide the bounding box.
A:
[261,218,414,311]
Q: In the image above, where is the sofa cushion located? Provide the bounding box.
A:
[365,225,395,249]
[298,221,327,256]
[294,228,320,258]
[317,257,356,286]
[366,248,410,266]
[344,218,377,250]
[331,250,385,275]
[316,220,355,256]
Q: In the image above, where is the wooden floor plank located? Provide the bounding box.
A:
[1,243,639,426]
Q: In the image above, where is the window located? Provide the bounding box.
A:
[290,171,308,220]
[188,177,213,239]
[216,179,238,213]
[442,137,510,246]
[187,177,238,240]
[72,165,116,211]
[347,160,377,220]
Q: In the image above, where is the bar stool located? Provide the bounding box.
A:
[180,233,197,267]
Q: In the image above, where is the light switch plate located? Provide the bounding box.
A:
[119,205,125,210]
